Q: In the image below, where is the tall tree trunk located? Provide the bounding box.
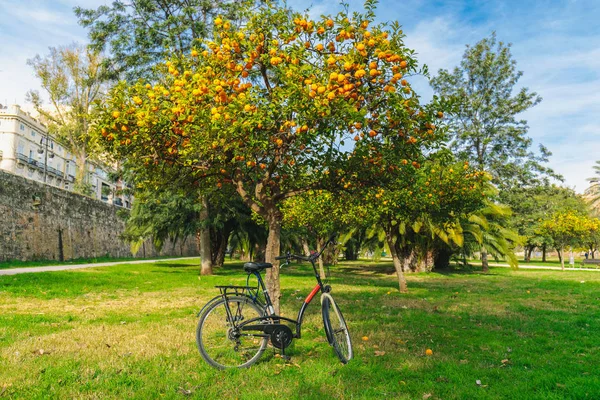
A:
[74,152,89,195]
[525,246,533,262]
[385,231,408,293]
[264,210,282,314]
[301,238,310,257]
[481,246,489,273]
[344,240,357,260]
[559,246,564,270]
[542,244,547,262]
[211,224,232,268]
[316,237,326,281]
[199,196,212,275]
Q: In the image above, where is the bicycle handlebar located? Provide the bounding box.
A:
[276,234,337,264]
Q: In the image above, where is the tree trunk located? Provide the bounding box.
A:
[559,246,564,270]
[211,224,232,268]
[542,244,547,262]
[344,240,358,260]
[481,246,489,273]
[525,246,533,262]
[199,196,212,275]
[301,238,310,257]
[264,210,282,314]
[434,247,452,270]
[74,152,89,195]
[385,232,408,293]
[316,237,326,280]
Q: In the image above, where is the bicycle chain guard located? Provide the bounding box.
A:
[270,325,294,349]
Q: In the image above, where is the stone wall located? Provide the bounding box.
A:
[0,170,198,262]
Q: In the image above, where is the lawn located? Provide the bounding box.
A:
[1,259,599,399]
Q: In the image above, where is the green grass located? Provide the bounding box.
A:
[2,259,600,399]
[0,255,187,270]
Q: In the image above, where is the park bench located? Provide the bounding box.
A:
[582,259,600,265]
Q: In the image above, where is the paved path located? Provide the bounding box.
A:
[0,257,199,276]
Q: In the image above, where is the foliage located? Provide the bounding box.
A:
[122,188,201,254]
[585,160,600,214]
[75,0,252,81]
[506,185,588,258]
[539,211,600,268]
[93,1,444,309]
[358,157,492,290]
[430,33,558,192]
[460,202,520,267]
[27,43,107,194]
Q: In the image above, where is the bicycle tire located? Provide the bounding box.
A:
[321,293,353,364]
[196,295,268,369]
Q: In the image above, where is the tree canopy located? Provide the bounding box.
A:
[430,33,558,193]
[27,43,107,194]
[75,0,252,81]
[93,1,447,309]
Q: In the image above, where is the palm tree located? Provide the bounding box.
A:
[585,160,600,214]
[460,203,520,270]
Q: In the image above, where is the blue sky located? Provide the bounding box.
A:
[1,0,598,192]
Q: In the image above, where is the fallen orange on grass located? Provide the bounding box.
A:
[425,349,433,356]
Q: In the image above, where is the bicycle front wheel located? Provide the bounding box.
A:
[196,295,268,369]
[321,293,353,364]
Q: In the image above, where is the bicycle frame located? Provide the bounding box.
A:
[222,242,332,340]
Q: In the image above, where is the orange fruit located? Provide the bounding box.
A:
[425,349,433,356]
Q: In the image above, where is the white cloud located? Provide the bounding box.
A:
[398,11,600,194]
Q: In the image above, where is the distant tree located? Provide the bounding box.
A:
[430,33,555,190]
[585,160,600,213]
[75,0,251,82]
[539,211,600,270]
[506,185,588,262]
[359,158,491,292]
[27,44,107,194]
[282,190,366,276]
[430,33,560,271]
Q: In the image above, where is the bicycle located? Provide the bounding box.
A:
[195,236,353,369]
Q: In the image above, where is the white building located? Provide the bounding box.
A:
[0,104,131,208]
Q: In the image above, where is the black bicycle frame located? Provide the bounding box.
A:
[235,242,332,339]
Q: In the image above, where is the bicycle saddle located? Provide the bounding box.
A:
[243,262,273,273]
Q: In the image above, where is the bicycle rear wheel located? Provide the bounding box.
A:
[196,295,268,369]
[321,293,353,364]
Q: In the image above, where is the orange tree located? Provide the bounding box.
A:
[350,158,491,292]
[93,1,444,311]
[282,189,369,275]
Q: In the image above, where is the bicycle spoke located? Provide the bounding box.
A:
[197,297,268,369]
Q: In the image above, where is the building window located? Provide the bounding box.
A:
[17,141,25,155]
[31,130,36,137]
[20,124,25,131]
[101,182,110,201]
